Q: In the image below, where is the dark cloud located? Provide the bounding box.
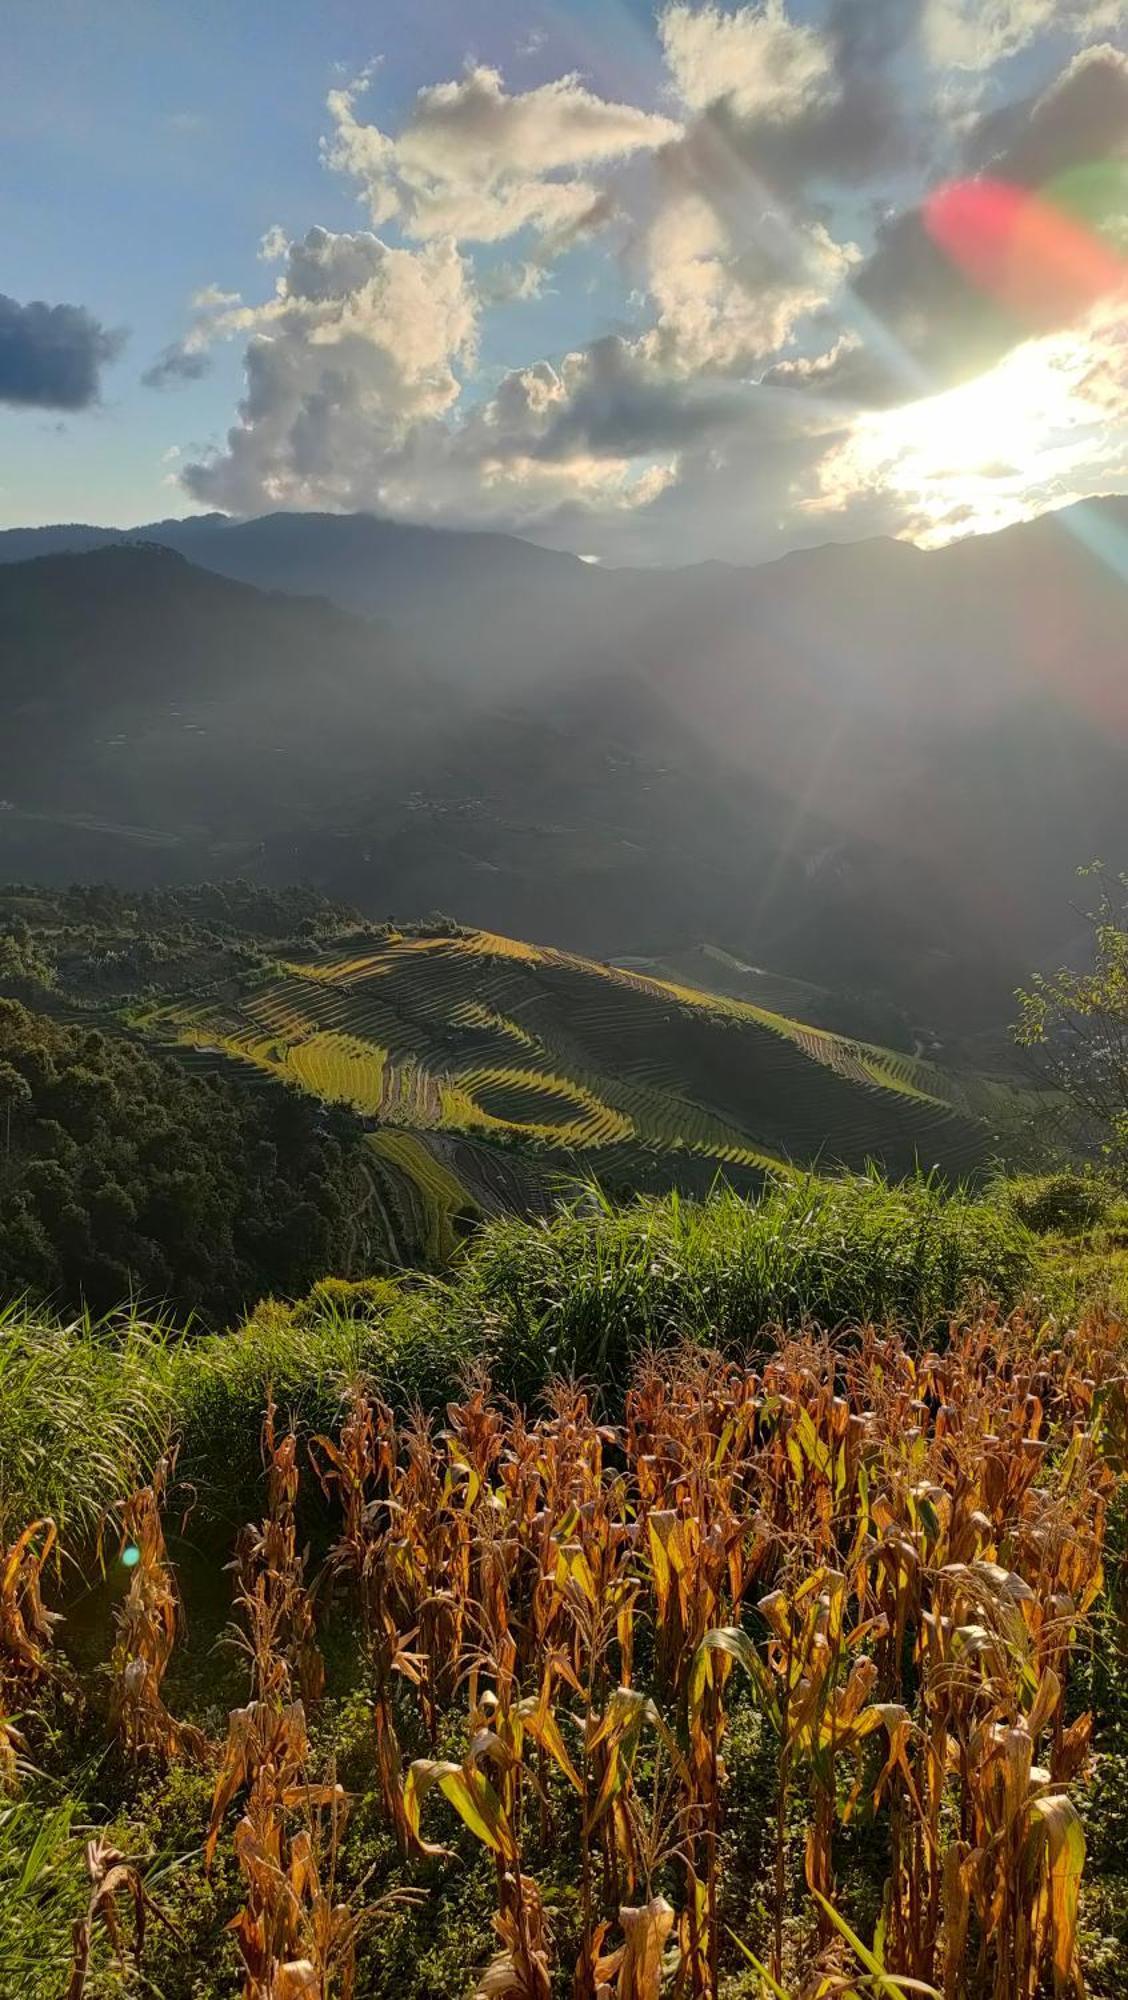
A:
[647,0,930,333]
[525,383,855,568]
[826,0,924,80]
[0,293,125,410]
[530,336,751,460]
[790,45,1128,408]
[713,0,927,194]
[965,42,1128,189]
[141,340,213,390]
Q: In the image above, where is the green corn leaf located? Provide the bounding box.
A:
[812,1890,943,1998]
[727,1928,794,2000]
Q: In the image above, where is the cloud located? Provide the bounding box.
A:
[964,41,1128,187]
[639,186,858,375]
[186,250,690,529]
[659,2,835,120]
[182,226,478,512]
[0,293,125,410]
[141,340,212,390]
[827,0,924,78]
[489,334,751,459]
[798,45,1128,405]
[763,330,866,386]
[810,291,1128,546]
[182,40,837,529]
[166,21,880,550]
[924,0,1125,73]
[519,376,858,565]
[660,0,928,189]
[142,281,247,391]
[171,14,1128,561]
[324,64,680,245]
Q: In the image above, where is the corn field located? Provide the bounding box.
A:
[3,1304,1127,1999]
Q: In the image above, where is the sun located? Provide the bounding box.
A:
[811,298,1127,547]
[882,364,1044,479]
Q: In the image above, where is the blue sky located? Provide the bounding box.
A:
[2,1,1126,560]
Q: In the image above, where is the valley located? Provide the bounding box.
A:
[7,12,1128,1996]
[3,500,1126,1033]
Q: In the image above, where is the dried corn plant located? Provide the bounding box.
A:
[107,1452,208,1764]
[65,1834,182,2000]
[300,1310,1125,2000]
[0,1514,60,1781]
[207,1403,368,1999]
[231,1403,324,1710]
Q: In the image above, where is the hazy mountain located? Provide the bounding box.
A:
[0,540,964,1027]
[0,511,603,700]
[0,543,442,875]
[1,501,1125,1030]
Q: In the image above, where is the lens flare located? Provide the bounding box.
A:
[924,177,1126,330]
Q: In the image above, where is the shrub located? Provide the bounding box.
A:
[1000,1170,1114,1236]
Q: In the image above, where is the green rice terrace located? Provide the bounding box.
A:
[4,890,1128,1999]
[143,925,1010,1198]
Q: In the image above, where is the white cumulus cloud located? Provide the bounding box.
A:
[325,64,681,245]
[924,0,1126,73]
[183,227,477,513]
[171,13,1128,560]
[660,1,836,120]
[641,189,858,375]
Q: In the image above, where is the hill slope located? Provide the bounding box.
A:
[0,544,897,1023]
[145,923,1001,1184]
[2,504,1126,1026]
[0,543,444,879]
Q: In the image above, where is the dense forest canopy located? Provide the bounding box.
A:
[0,997,374,1319]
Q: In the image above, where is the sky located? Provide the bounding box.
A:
[2,0,1126,564]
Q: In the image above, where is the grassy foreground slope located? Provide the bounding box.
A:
[4,1175,1128,2000]
[0,1173,1036,1538]
[146,924,1000,1185]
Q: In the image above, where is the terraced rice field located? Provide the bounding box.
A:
[144,925,996,1186]
[367,1129,478,1264]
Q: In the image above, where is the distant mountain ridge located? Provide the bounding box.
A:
[1,500,1126,1032]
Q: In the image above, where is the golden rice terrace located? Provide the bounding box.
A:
[145,925,1007,1182]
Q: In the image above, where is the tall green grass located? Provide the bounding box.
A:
[0,1797,86,2000]
[0,1290,480,1539]
[0,1300,177,1543]
[459,1172,1036,1397]
[0,1173,1037,1542]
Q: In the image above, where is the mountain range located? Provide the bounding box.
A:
[2,498,1125,1037]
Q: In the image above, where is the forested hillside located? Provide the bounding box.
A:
[0,999,378,1317]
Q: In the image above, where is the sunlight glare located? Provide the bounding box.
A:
[810,295,1128,547]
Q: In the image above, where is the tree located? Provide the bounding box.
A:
[1015,864,1128,1176]
[0,1061,31,1175]
[0,997,378,1321]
